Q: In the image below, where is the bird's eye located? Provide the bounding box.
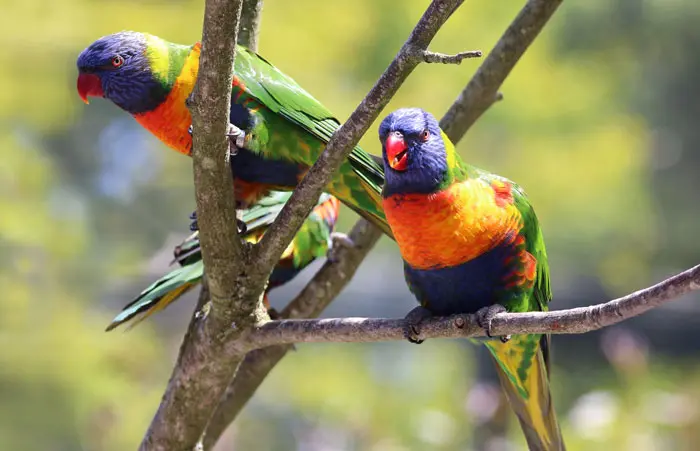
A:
[111,55,124,68]
[420,129,430,142]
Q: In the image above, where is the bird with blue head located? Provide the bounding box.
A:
[75,31,393,238]
[379,107,566,451]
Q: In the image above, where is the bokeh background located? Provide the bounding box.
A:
[3,0,700,449]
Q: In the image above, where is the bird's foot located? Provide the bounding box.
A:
[225,123,246,162]
[326,232,356,263]
[475,304,510,343]
[189,210,199,231]
[189,123,246,163]
[403,306,433,345]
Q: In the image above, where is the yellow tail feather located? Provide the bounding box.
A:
[484,336,565,451]
[124,282,197,331]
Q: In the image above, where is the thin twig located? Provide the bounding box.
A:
[252,0,469,273]
[423,49,482,64]
[202,219,382,449]
[440,0,563,142]
[238,264,700,348]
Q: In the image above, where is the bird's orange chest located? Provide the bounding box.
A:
[133,44,202,155]
[383,180,521,270]
[134,99,193,155]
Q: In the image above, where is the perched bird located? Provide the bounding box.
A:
[76,31,392,238]
[378,108,565,450]
[106,191,341,331]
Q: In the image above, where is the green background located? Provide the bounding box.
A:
[3,0,700,449]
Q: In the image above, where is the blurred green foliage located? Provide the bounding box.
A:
[2,0,700,449]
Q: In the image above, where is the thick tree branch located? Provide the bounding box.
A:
[239,264,700,347]
[202,219,382,449]
[440,0,563,142]
[206,0,550,434]
[145,0,565,447]
[238,0,263,51]
[139,1,249,449]
[252,0,473,275]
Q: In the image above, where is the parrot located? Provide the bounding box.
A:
[378,108,565,450]
[106,190,341,331]
[75,31,393,239]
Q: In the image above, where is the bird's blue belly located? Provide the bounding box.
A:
[403,243,514,316]
[230,148,303,187]
[268,265,303,291]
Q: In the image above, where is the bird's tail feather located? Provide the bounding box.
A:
[484,335,565,451]
[105,263,203,331]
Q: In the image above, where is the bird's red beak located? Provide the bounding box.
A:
[385,132,408,171]
[76,73,104,104]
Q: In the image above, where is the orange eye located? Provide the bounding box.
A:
[111,55,124,68]
[420,129,430,142]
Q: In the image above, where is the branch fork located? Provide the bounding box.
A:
[142,1,574,450]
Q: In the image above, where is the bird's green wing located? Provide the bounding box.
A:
[289,192,337,268]
[233,47,388,219]
[511,183,552,314]
[474,168,552,314]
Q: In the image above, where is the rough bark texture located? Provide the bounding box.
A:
[202,219,382,449]
[139,0,254,449]
[239,263,700,346]
[440,0,564,142]
[199,0,568,445]
[141,0,571,448]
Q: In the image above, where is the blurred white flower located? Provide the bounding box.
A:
[568,391,619,438]
[413,409,456,446]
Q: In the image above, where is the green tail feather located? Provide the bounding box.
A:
[484,335,565,451]
[107,191,339,331]
[105,262,203,331]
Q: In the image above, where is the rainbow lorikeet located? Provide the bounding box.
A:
[378,108,565,450]
[75,31,392,239]
[106,191,341,331]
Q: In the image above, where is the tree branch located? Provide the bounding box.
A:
[440,0,563,142]
[202,219,382,449]
[238,0,263,51]
[138,0,251,449]
[144,0,565,447]
[206,0,560,436]
[251,0,472,275]
[238,264,700,347]
[423,49,482,64]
